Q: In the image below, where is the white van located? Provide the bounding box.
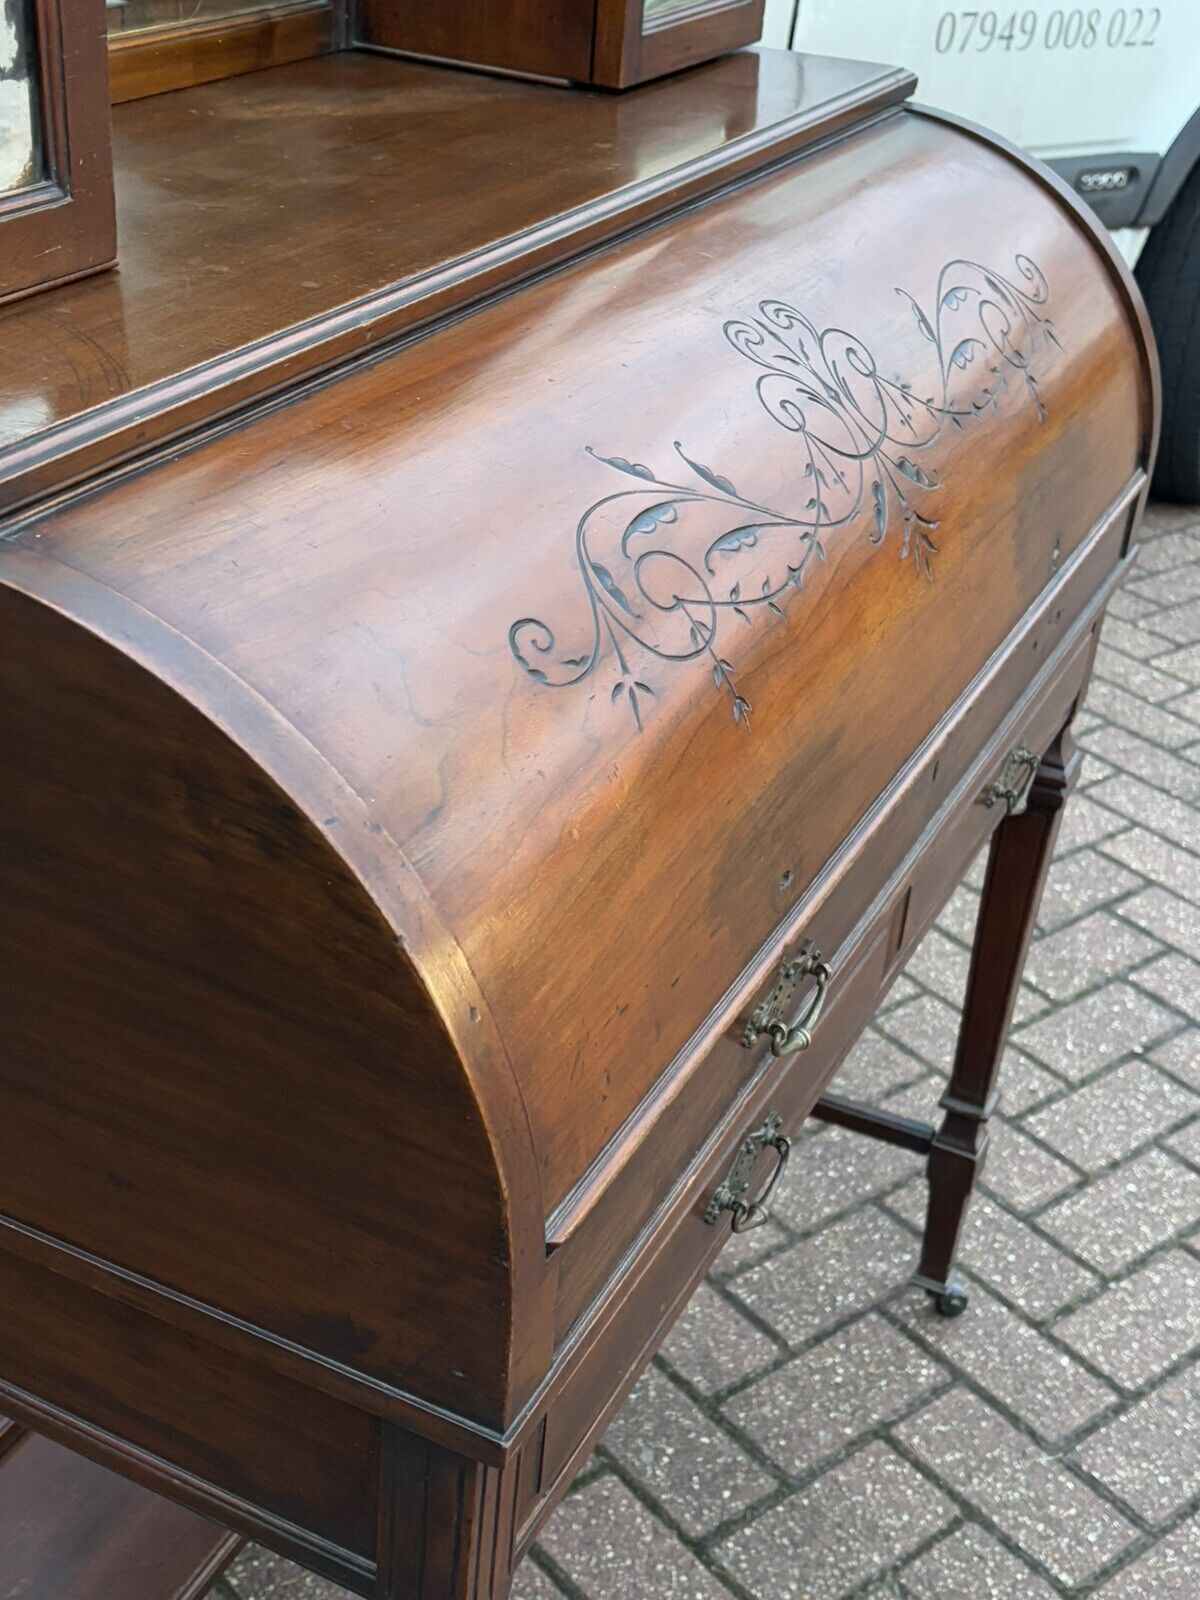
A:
[762,0,1200,501]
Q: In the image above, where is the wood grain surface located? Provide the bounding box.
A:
[0,50,1157,1599]
[0,1421,239,1600]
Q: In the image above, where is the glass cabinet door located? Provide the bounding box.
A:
[0,0,43,195]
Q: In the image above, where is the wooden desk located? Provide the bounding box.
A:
[0,44,1157,1600]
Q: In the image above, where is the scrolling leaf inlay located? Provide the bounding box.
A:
[509,255,1060,732]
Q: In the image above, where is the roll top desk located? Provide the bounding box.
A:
[0,8,1158,1596]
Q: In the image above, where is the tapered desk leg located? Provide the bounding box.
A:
[378,1425,518,1600]
[915,726,1081,1316]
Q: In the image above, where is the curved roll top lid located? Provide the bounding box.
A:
[10,104,1154,1230]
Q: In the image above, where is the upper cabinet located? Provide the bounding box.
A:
[0,0,115,305]
[353,0,766,89]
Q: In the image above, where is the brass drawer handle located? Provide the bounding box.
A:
[704,1113,791,1233]
[742,941,831,1058]
[985,745,1039,816]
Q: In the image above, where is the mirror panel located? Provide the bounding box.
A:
[642,0,699,22]
[0,0,44,194]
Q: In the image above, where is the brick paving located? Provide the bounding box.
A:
[222,503,1200,1599]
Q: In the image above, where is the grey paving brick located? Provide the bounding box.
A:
[878,972,922,1011]
[1054,1249,1200,1390]
[1100,826,1200,905]
[1139,512,1200,550]
[1084,679,1199,747]
[1157,639,1200,687]
[1022,911,1163,1002]
[829,1029,928,1103]
[728,1208,916,1347]
[722,1315,944,1478]
[1039,1148,1200,1273]
[1080,751,1119,788]
[894,1388,1137,1586]
[1014,986,1180,1083]
[896,1521,1059,1600]
[1094,645,1192,705]
[1086,773,1200,853]
[1106,584,1160,622]
[1014,980,1049,1024]
[894,1282,1112,1445]
[512,1564,566,1600]
[771,1124,924,1234]
[1092,1520,1200,1597]
[1119,887,1200,963]
[227,1551,353,1600]
[1129,950,1200,1022]
[1174,683,1200,726]
[710,1215,790,1281]
[1024,1059,1197,1171]
[1082,726,1200,802]
[716,1442,954,1600]
[1165,1115,1200,1170]
[997,1047,1066,1116]
[1151,1028,1200,1091]
[935,882,980,944]
[902,928,971,1006]
[1101,610,1182,659]
[1035,850,1141,932]
[538,1476,733,1600]
[875,994,963,1071]
[980,1118,1079,1212]
[603,1366,776,1537]
[1127,557,1200,603]
[886,1183,1096,1319]
[659,1282,781,1397]
[1141,595,1200,647]
[1126,524,1200,570]
[1054,793,1129,852]
[877,1076,944,1125]
[1073,1364,1200,1524]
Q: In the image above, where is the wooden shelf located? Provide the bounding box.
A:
[0,1418,239,1600]
[0,46,911,516]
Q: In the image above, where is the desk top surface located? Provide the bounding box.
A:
[0,46,910,515]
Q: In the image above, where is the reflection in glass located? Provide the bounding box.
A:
[105,0,286,33]
[643,0,701,20]
[0,0,43,194]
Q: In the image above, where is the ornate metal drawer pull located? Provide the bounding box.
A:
[985,745,1039,816]
[742,941,831,1058]
[704,1113,791,1233]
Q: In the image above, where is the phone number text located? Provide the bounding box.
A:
[935,7,1162,51]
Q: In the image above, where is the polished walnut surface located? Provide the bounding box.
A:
[0,46,1157,1600]
[18,110,1145,1227]
[0,46,910,513]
